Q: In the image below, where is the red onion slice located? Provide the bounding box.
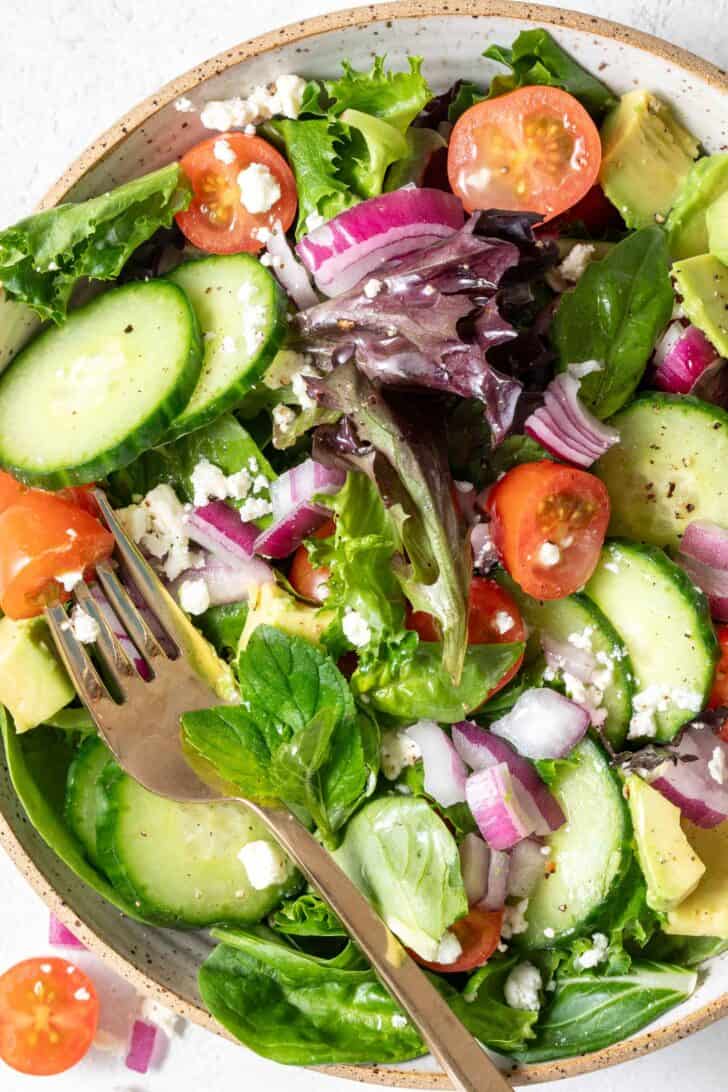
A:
[490,688,590,760]
[524,372,619,468]
[186,501,258,563]
[256,459,345,559]
[90,584,151,680]
[651,725,728,828]
[540,632,596,685]
[265,224,318,310]
[481,847,510,911]
[296,188,465,297]
[173,554,272,608]
[507,837,547,898]
[678,520,728,620]
[459,832,490,905]
[126,1019,158,1074]
[452,721,565,835]
[654,322,719,394]
[48,913,85,949]
[406,720,467,808]
[465,763,540,850]
[470,521,499,572]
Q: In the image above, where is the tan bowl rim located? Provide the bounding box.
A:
[3,2,728,1086]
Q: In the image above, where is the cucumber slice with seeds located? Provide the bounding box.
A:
[0,281,202,486]
[167,254,286,439]
[65,735,112,868]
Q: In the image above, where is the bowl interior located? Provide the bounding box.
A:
[2,3,728,1087]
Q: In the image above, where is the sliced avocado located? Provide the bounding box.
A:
[599,90,699,229]
[667,153,728,259]
[707,189,728,266]
[626,775,705,912]
[159,584,238,702]
[239,582,334,651]
[672,254,728,356]
[666,820,728,938]
[0,616,75,733]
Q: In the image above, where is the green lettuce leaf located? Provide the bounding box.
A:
[333,795,467,961]
[456,955,539,1053]
[182,626,378,843]
[484,29,618,118]
[270,891,346,938]
[267,119,357,240]
[0,163,192,323]
[323,57,431,133]
[338,110,408,198]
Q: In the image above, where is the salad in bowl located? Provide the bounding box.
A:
[1,20,728,1077]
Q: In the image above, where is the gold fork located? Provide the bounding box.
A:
[44,489,512,1092]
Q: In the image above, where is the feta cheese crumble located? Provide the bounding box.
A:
[380,729,422,780]
[237,840,289,889]
[69,605,99,645]
[434,931,463,965]
[363,278,383,299]
[191,459,229,508]
[568,358,603,379]
[558,243,596,283]
[237,162,281,214]
[213,138,236,165]
[537,541,561,567]
[573,932,609,970]
[501,899,529,939]
[709,746,727,785]
[56,570,84,592]
[629,685,703,740]
[504,961,542,1011]
[200,75,307,132]
[391,1014,408,1029]
[493,610,514,635]
[174,96,195,113]
[342,607,372,648]
[178,578,210,617]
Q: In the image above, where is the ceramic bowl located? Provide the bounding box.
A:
[1,2,727,1086]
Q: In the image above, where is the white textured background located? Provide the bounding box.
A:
[2,1,728,1089]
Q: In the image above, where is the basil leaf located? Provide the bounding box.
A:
[353,641,524,723]
[515,962,697,1062]
[0,163,191,323]
[553,227,674,418]
[333,796,467,961]
[484,29,618,118]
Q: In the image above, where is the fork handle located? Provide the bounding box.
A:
[252,803,512,1092]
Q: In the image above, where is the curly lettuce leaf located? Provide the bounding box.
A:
[324,57,431,133]
[267,119,357,241]
[0,163,192,323]
[338,110,408,199]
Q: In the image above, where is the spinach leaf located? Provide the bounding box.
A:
[483,434,553,484]
[402,762,477,837]
[456,955,538,1053]
[270,891,345,938]
[333,796,467,960]
[484,29,618,118]
[313,364,470,683]
[323,57,431,133]
[0,709,148,921]
[515,962,697,1062]
[641,933,728,967]
[553,227,674,418]
[267,119,357,240]
[199,925,426,1065]
[182,627,378,842]
[352,641,524,723]
[194,602,249,658]
[0,164,191,323]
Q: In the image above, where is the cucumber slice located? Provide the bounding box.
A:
[497,573,634,748]
[65,735,112,867]
[167,255,286,439]
[0,281,202,487]
[96,764,298,927]
[522,737,630,948]
[595,394,728,550]
[586,540,717,742]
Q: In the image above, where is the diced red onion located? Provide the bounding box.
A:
[90,584,151,680]
[265,224,319,310]
[296,188,465,297]
[406,720,467,808]
[255,459,345,559]
[524,372,619,468]
[690,356,728,406]
[678,521,728,621]
[482,847,509,911]
[651,725,728,828]
[490,688,590,760]
[459,832,490,905]
[453,721,565,834]
[173,554,272,608]
[126,1019,158,1074]
[465,763,541,850]
[507,838,546,898]
[654,322,718,395]
[48,913,85,949]
[185,502,258,567]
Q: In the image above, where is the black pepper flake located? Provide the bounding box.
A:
[124,324,133,333]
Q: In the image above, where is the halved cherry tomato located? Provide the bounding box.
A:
[58,485,100,516]
[709,625,728,723]
[413,908,504,974]
[176,133,297,254]
[408,576,526,698]
[288,519,336,604]
[0,957,98,1075]
[0,491,114,619]
[487,461,610,600]
[448,86,602,222]
[0,470,28,513]
[0,472,99,516]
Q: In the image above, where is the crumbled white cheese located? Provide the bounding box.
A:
[493,610,514,635]
[380,729,422,780]
[291,370,316,410]
[568,359,603,379]
[140,998,182,1038]
[305,211,326,232]
[501,899,529,939]
[537,541,561,567]
[573,932,609,971]
[127,484,194,582]
[252,474,269,495]
[191,459,229,508]
[56,570,84,592]
[237,840,289,889]
[342,607,372,648]
[558,243,596,283]
[391,1014,408,1029]
[213,138,236,165]
[274,73,308,118]
[69,605,99,645]
[178,578,210,617]
[174,96,195,113]
[238,496,273,522]
[363,278,383,299]
[504,962,542,1011]
[629,685,703,740]
[434,931,463,965]
[272,403,297,438]
[225,468,252,500]
[709,746,727,785]
[568,626,594,651]
[237,162,281,214]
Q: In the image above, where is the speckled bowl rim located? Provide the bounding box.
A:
[3,1,728,1086]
